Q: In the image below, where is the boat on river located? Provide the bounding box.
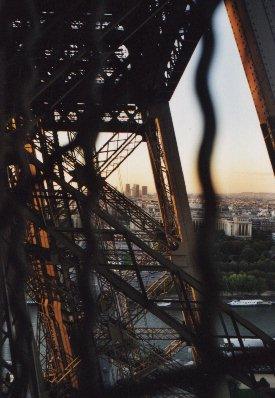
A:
[156,301,171,307]
[228,299,272,307]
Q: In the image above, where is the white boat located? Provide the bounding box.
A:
[228,299,272,307]
[156,301,171,307]
[222,338,275,348]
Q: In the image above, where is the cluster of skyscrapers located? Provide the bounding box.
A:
[124,183,148,198]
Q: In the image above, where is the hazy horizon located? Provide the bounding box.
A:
[117,183,275,197]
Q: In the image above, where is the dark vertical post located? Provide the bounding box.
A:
[0,229,45,398]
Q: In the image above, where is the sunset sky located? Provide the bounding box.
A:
[106,2,274,194]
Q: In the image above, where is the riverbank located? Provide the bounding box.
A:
[221,291,275,299]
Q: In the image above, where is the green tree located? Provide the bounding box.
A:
[222,273,266,293]
[238,260,250,272]
[221,240,244,258]
[240,246,258,262]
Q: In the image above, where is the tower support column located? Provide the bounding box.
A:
[146,102,230,398]
[147,102,198,278]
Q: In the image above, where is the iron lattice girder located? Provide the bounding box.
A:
[99,180,179,251]
[146,119,180,241]
[39,104,144,136]
[3,125,274,392]
[31,124,177,251]
[2,0,275,393]
[135,327,180,340]
[23,202,195,343]
[25,149,275,353]
[24,127,192,387]
[3,116,274,392]
[12,155,275,390]
[4,0,213,114]
[24,150,194,342]
[93,132,143,178]
[22,186,275,390]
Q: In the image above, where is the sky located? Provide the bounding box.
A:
[105,2,274,194]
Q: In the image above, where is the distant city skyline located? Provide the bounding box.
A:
[120,181,275,197]
[120,184,275,197]
[102,3,274,194]
[123,183,150,197]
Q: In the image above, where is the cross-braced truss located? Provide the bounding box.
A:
[1,1,275,397]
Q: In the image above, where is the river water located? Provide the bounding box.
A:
[141,304,275,364]
[228,305,275,336]
[4,304,274,366]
